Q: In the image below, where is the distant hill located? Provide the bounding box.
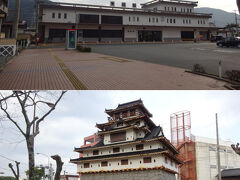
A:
[195,7,240,28]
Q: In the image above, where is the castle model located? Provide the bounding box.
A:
[71,100,183,180]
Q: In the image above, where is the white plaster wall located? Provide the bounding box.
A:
[104,134,111,145]
[77,154,178,173]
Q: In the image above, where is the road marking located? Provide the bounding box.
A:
[49,49,88,90]
[213,50,236,53]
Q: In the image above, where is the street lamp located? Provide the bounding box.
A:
[36,153,51,180]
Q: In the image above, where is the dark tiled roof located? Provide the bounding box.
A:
[71,148,166,162]
[75,126,162,151]
[221,168,240,177]
[117,99,143,109]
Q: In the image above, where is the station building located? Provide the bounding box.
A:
[70,100,182,180]
[39,0,215,43]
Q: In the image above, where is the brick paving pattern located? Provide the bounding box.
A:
[0,48,227,90]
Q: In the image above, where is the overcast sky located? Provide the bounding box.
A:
[0,91,240,178]
[50,0,239,13]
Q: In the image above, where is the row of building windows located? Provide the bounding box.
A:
[183,19,191,24]
[88,144,154,156]
[52,12,67,19]
[167,18,176,24]
[82,156,177,168]
[164,7,192,13]
[128,16,140,22]
[198,20,206,25]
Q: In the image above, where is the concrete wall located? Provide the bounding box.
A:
[195,136,240,180]
[80,169,176,180]
[42,8,210,28]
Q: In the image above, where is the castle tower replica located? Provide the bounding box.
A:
[71,100,183,180]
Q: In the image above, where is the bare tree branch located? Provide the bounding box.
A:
[9,161,20,180]
[34,91,66,136]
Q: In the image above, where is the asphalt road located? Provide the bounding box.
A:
[89,43,240,76]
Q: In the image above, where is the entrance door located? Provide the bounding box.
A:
[138,30,162,42]
[181,31,194,41]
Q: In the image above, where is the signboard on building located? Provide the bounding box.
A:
[66,29,77,50]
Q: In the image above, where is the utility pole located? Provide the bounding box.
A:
[234,10,239,35]
[216,113,221,180]
[12,0,20,39]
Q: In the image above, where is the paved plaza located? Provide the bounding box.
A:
[0,48,228,90]
[89,42,240,76]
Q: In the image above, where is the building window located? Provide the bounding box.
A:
[156,18,158,23]
[190,9,192,13]
[58,13,61,19]
[84,163,90,168]
[133,16,135,22]
[110,131,126,142]
[152,18,155,23]
[201,20,203,24]
[110,1,115,6]
[165,7,167,11]
[168,7,170,11]
[175,7,177,11]
[101,161,108,167]
[186,20,188,24]
[173,19,176,23]
[132,3,136,8]
[121,159,128,165]
[137,17,139,22]
[93,150,99,155]
[130,161,132,164]
[122,111,128,118]
[167,19,169,23]
[52,12,55,18]
[170,19,172,23]
[143,157,152,163]
[149,18,151,22]
[198,20,199,24]
[189,19,191,24]
[203,20,205,24]
[140,160,142,164]
[64,13,67,19]
[136,144,144,150]
[150,145,152,149]
[129,17,131,22]
[122,2,126,8]
[154,159,156,162]
[113,147,120,153]
[165,157,168,164]
[171,7,174,11]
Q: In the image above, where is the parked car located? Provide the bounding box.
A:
[217,37,240,48]
[210,35,224,42]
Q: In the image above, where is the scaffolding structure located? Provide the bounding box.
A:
[170,111,196,180]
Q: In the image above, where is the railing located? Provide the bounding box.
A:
[39,1,212,17]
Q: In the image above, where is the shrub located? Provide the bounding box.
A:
[77,45,91,52]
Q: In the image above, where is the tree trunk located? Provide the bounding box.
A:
[26,136,35,180]
[12,0,20,39]
[51,155,64,180]
[237,0,240,14]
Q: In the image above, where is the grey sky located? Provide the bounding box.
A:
[0,91,240,178]
[50,0,239,13]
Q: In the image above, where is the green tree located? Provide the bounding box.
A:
[26,167,45,180]
[0,176,16,180]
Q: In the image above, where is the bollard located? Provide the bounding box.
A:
[218,61,222,78]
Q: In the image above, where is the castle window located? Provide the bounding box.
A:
[156,18,158,23]
[117,122,123,127]
[143,157,152,163]
[129,17,131,22]
[130,109,136,116]
[170,19,172,23]
[137,17,139,22]
[93,150,99,155]
[149,18,151,22]
[183,20,185,24]
[136,144,144,150]
[64,13,67,19]
[110,131,126,142]
[113,147,120,153]
[173,19,176,23]
[121,159,128,165]
[84,163,90,168]
[101,161,108,167]
[122,111,128,118]
[58,13,61,19]
[52,12,55,18]
[165,157,168,164]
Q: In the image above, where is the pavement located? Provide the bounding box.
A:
[88,42,240,76]
[0,48,228,90]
